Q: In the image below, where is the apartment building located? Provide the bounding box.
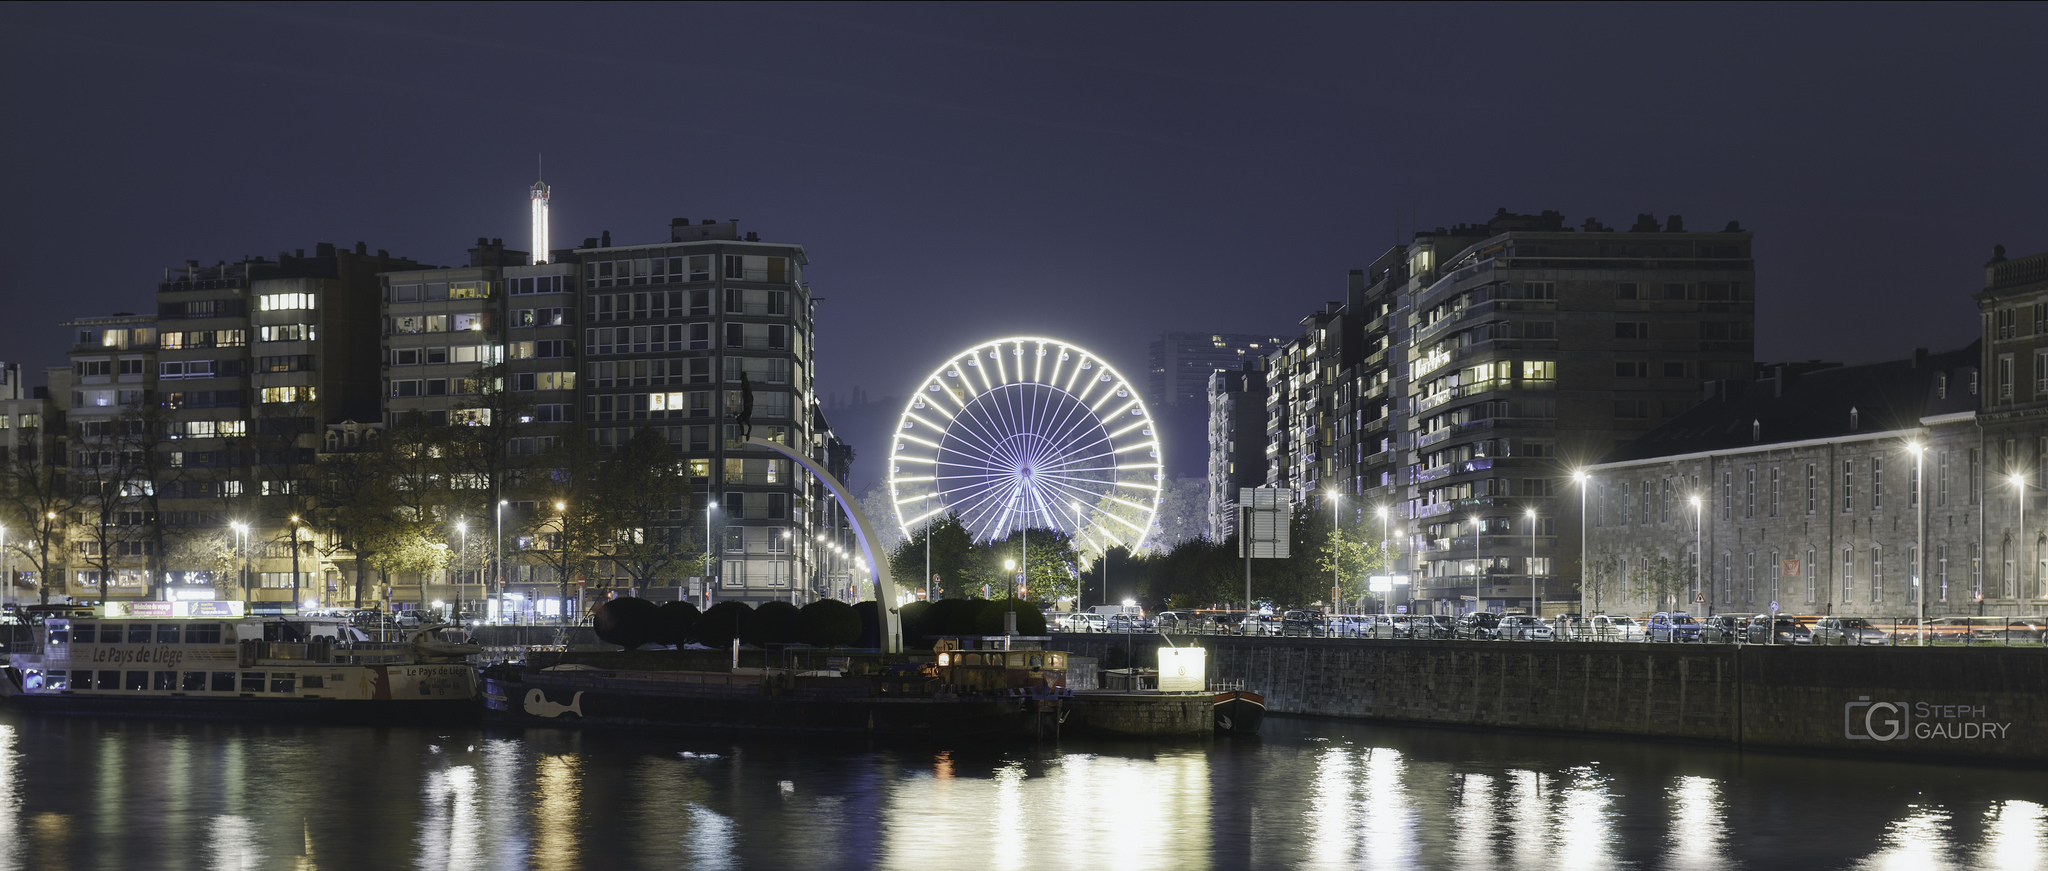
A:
[575,218,821,604]
[1240,209,1757,615]
[1205,358,1268,540]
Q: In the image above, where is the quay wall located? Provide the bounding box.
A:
[1050,634,2048,763]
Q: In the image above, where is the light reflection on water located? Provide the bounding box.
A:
[0,711,2045,869]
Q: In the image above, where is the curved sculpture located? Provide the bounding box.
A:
[888,337,1161,554]
[743,437,902,653]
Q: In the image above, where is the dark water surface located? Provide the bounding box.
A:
[0,709,2043,870]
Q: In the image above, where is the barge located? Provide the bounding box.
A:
[0,601,481,724]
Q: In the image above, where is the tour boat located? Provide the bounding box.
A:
[0,601,482,723]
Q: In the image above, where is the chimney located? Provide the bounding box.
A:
[583,237,599,248]
[1664,215,1685,232]
[295,249,305,258]
[315,242,335,257]
[1913,347,1929,368]
[600,230,611,247]
[354,241,367,255]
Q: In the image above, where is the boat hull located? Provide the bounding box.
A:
[483,672,1060,739]
[1,685,478,725]
[1213,690,1266,736]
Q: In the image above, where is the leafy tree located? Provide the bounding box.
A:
[796,598,860,648]
[981,528,1080,603]
[595,427,695,592]
[920,597,983,639]
[1318,515,1394,612]
[316,432,407,607]
[0,442,74,605]
[523,433,610,621]
[1077,545,1138,608]
[896,599,932,649]
[66,423,142,606]
[887,512,974,599]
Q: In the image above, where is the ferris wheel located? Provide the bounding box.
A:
[889,337,1161,554]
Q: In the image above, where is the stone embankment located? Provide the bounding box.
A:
[1051,634,2048,763]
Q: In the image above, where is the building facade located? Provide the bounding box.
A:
[1206,358,1268,540]
[1240,209,1758,615]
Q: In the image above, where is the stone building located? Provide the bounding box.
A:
[1581,346,1981,617]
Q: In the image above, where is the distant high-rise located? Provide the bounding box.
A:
[530,177,551,265]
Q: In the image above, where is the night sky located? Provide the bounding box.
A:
[4,3,2045,442]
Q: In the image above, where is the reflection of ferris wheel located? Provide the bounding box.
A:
[889,337,1161,554]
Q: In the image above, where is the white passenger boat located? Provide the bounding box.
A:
[0,601,481,723]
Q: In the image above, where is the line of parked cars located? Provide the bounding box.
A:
[1102,607,2048,646]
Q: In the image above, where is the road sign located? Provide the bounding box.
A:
[1695,593,1706,604]
[1396,605,1408,614]
[1770,600,1779,612]
[1368,574,1410,593]
[1238,488,1291,559]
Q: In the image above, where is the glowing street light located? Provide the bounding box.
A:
[1526,507,1540,623]
[1689,494,1704,610]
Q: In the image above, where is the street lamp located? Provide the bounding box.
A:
[455,520,468,621]
[553,501,568,625]
[1328,490,1342,613]
[2013,472,2033,618]
[1526,508,1540,622]
[1471,515,1483,616]
[1572,470,1589,621]
[923,494,935,602]
[1908,445,1924,645]
[288,514,303,611]
[1377,505,1390,617]
[496,500,506,625]
[230,521,249,602]
[1689,495,1704,611]
[705,501,717,609]
[785,529,795,606]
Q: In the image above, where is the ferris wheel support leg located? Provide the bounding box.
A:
[744,437,903,653]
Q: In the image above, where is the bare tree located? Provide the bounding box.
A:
[0,444,75,605]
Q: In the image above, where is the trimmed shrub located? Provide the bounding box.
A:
[797,599,862,648]
[898,600,933,649]
[592,597,662,650]
[746,600,801,646]
[922,597,983,639]
[654,600,700,646]
[853,601,881,649]
[696,601,755,649]
[974,598,1047,636]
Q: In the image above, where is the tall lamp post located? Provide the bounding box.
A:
[2014,472,2033,622]
[1526,508,1540,621]
[1909,446,1923,645]
[923,494,935,601]
[2,524,10,609]
[1471,515,1484,616]
[1689,495,1704,610]
[1572,470,1589,625]
[1328,491,1342,612]
[1377,505,1390,616]
[455,520,468,621]
[495,500,506,624]
[704,501,717,610]
[230,521,249,603]
[288,514,303,612]
[553,500,569,625]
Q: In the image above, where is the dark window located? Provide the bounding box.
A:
[181,672,207,691]
[212,672,237,692]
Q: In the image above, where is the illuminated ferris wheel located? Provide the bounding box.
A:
[889,337,1161,554]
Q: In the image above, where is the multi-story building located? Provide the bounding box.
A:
[61,314,158,600]
[1245,209,1757,615]
[151,243,426,609]
[1149,331,1280,479]
[1582,345,1982,617]
[1206,358,1268,540]
[575,218,820,605]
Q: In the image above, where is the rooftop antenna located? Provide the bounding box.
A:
[530,155,550,265]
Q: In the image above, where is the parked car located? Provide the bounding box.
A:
[1497,615,1553,641]
[1375,615,1412,639]
[1647,612,1703,643]
[1585,614,1646,642]
[1699,614,1745,644]
[1454,612,1502,640]
[392,610,442,629]
[1280,610,1327,637]
[1153,611,1197,633]
[1745,615,1812,644]
[1548,613,1586,640]
[1411,615,1457,640]
[1107,614,1154,633]
[1061,613,1108,633]
[1812,616,1891,646]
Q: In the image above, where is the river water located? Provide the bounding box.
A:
[0,709,2042,870]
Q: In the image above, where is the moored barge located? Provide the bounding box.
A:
[0,601,481,724]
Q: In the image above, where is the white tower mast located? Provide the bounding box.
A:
[530,157,550,265]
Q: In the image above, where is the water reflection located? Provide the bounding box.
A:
[1981,800,2047,871]
[0,710,2042,869]
[1666,775,1729,870]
